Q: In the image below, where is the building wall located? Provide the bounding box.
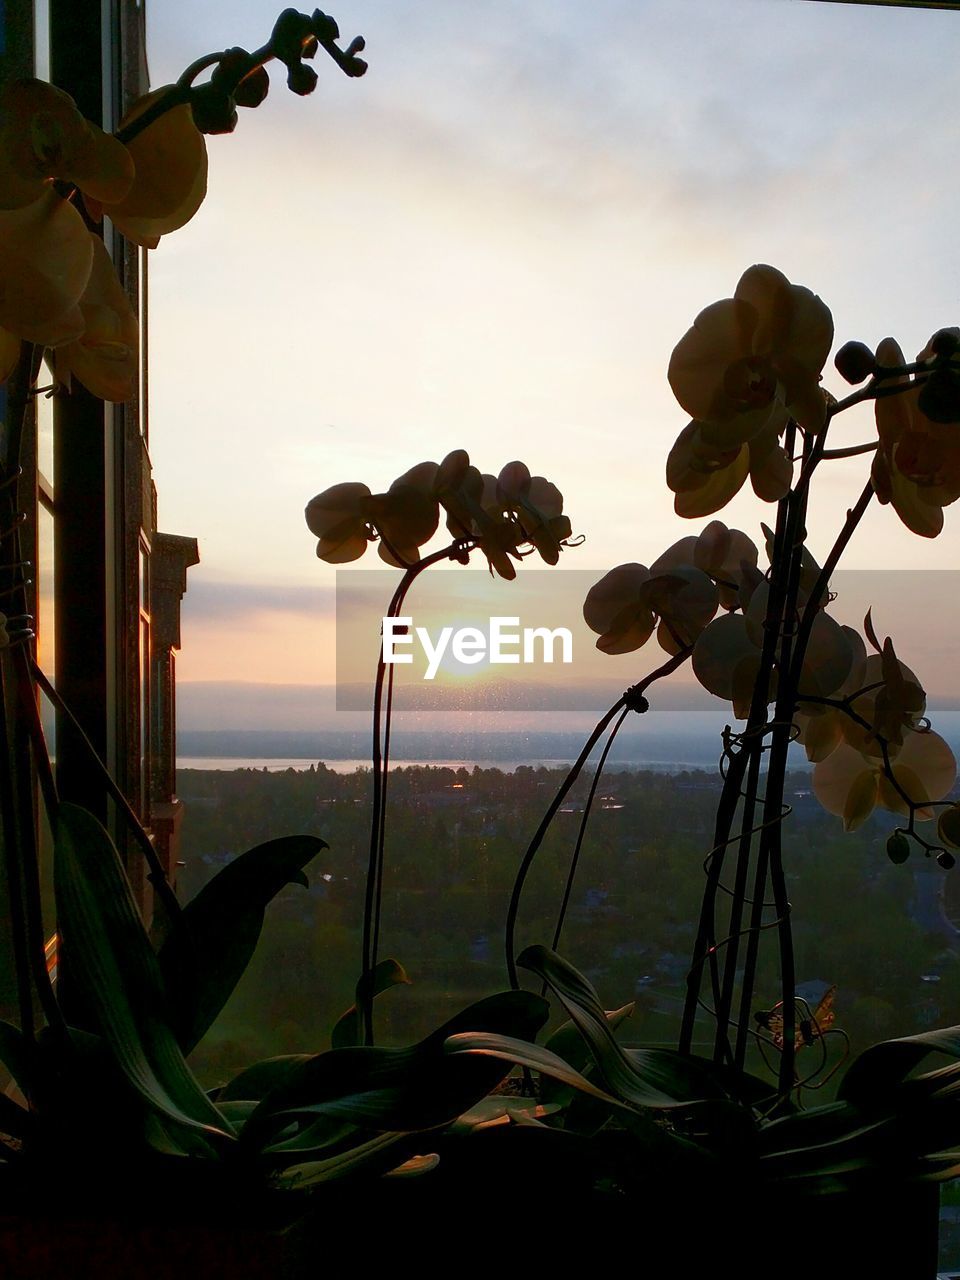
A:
[0,0,196,1020]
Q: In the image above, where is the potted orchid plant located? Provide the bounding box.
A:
[3,7,960,1276]
[0,11,589,1271]
[304,266,960,1273]
[0,16,660,1273]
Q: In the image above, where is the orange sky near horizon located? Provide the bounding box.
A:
[144,1,960,702]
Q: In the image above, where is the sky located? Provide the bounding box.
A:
[143,0,960,714]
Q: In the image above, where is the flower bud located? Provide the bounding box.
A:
[930,327,960,358]
[287,63,318,96]
[210,48,251,88]
[311,10,340,42]
[272,9,312,63]
[834,341,876,385]
[937,803,960,849]
[234,67,270,109]
[886,831,910,864]
[190,85,238,135]
[209,51,271,110]
[918,367,960,424]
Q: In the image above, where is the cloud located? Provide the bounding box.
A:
[146,0,960,702]
[181,577,336,623]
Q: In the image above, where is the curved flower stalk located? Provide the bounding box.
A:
[306,450,578,1042]
[0,9,368,1070]
[0,9,367,400]
[508,527,758,992]
[503,649,692,994]
[512,265,960,1106]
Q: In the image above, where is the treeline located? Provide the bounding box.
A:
[175,763,960,1092]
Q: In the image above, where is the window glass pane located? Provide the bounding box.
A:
[140,615,150,815]
[33,0,50,80]
[139,541,148,613]
[139,249,148,443]
[37,500,56,962]
[140,542,151,815]
[37,500,55,685]
[37,388,54,490]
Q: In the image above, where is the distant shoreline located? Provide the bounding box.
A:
[176,709,960,776]
[176,756,734,774]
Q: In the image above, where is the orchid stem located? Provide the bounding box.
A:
[359,539,473,1045]
[506,647,691,991]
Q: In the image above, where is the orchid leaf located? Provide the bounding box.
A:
[0,1020,39,1098]
[0,1091,30,1139]
[443,1031,628,1113]
[448,1095,561,1136]
[158,834,326,1053]
[219,1054,313,1103]
[54,803,232,1139]
[331,958,411,1049]
[518,946,737,1112]
[216,1100,259,1127]
[141,1112,222,1159]
[758,1100,891,1167]
[541,1002,634,1107]
[245,990,548,1143]
[839,1025,960,1105]
[276,1132,410,1189]
[544,1001,635,1064]
[260,1115,359,1157]
[446,1033,719,1174]
[760,1070,960,1188]
[383,1153,440,1179]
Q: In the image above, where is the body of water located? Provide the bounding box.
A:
[176,710,960,776]
[176,756,727,774]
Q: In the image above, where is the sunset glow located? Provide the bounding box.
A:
[144,1,960,718]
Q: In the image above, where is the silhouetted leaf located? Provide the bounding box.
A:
[0,1020,39,1097]
[276,1131,409,1188]
[541,1002,634,1107]
[216,1100,259,1127]
[331,958,410,1049]
[382,1152,440,1178]
[447,1095,560,1136]
[219,1054,312,1103]
[519,946,736,1112]
[260,1114,358,1158]
[245,991,548,1143]
[54,803,232,1138]
[0,1090,30,1139]
[759,1039,960,1189]
[443,1032,627,1112]
[839,1026,960,1105]
[159,834,326,1052]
